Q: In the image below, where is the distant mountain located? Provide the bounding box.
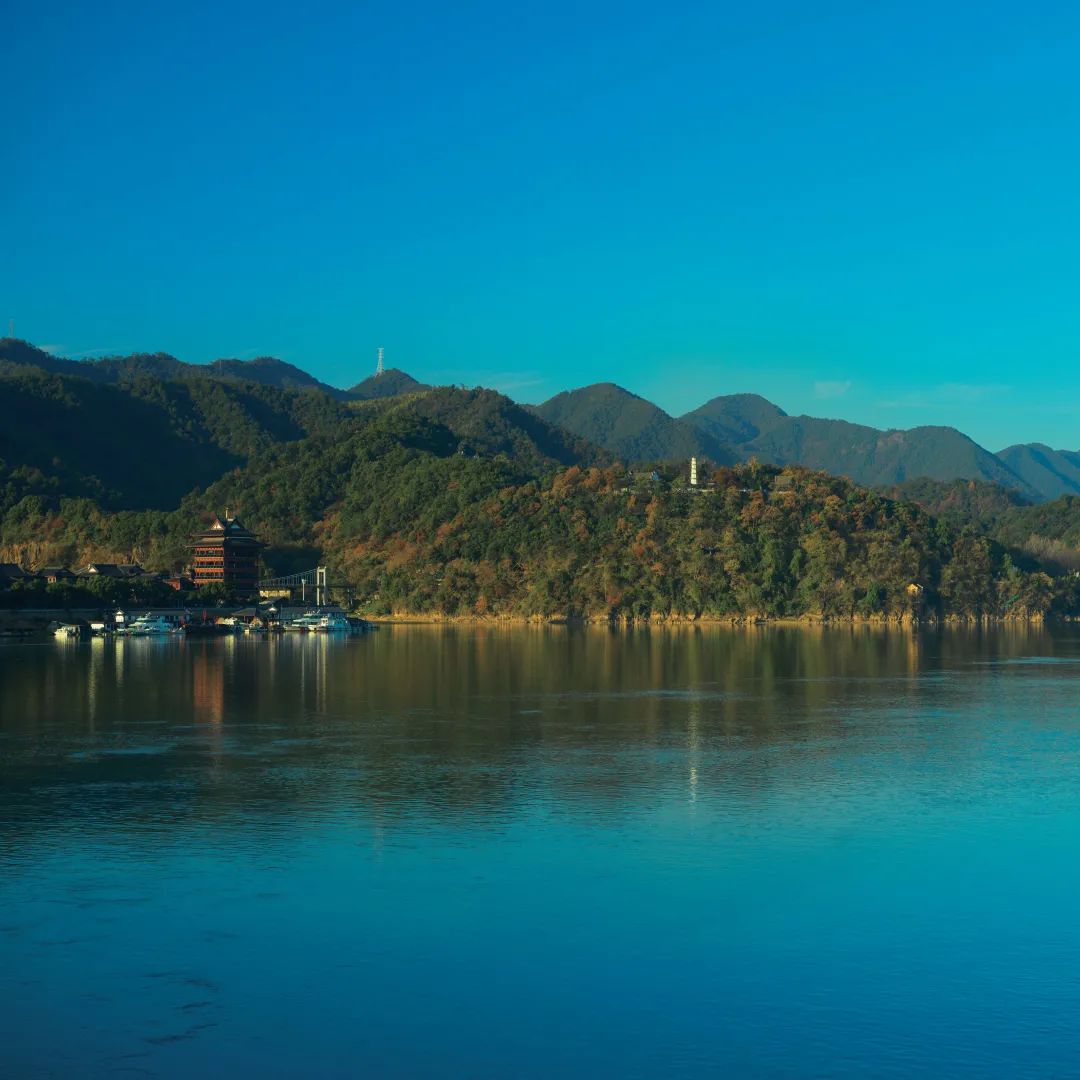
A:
[996,444,1080,502]
[0,361,351,510]
[398,388,604,470]
[0,338,112,380]
[681,394,1036,496]
[347,368,429,400]
[532,383,734,464]
[4,338,1069,501]
[205,356,333,393]
[879,478,1033,528]
[0,338,419,401]
[682,393,788,445]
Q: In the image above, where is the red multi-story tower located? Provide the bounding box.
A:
[192,513,264,595]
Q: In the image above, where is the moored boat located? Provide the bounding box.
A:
[118,614,178,636]
[285,612,322,632]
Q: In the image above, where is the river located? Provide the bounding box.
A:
[2,625,1080,1077]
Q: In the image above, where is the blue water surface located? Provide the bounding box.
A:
[2,625,1079,1077]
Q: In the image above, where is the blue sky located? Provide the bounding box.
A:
[3,1,1079,450]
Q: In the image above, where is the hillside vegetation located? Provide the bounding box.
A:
[1,339,1076,620]
[996,444,1080,501]
[886,478,1080,575]
[2,384,1075,620]
[532,384,1055,499]
[7,338,1072,499]
[533,383,733,465]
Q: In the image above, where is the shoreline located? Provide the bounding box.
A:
[364,611,1060,627]
[1,608,1069,637]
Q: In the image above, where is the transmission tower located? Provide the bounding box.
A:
[376,347,385,377]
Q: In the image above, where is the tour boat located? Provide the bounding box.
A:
[315,613,352,632]
[285,612,322,631]
[53,623,84,639]
[120,615,177,636]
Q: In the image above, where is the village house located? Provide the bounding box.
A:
[75,563,147,580]
[0,563,29,589]
[38,566,76,584]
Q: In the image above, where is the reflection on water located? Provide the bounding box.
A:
[2,625,1080,1077]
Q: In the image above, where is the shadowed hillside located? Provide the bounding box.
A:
[347,368,430,399]
[996,444,1080,501]
[533,383,734,464]
[682,394,1036,496]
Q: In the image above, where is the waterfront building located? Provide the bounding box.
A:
[192,514,264,594]
[75,563,146,579]
[38,566,76,584]
[0,563,28,589]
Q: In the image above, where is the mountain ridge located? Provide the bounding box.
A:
[995,443,1080,501]
[2,338,1073,500]
[0,338,416,402]
[531,383,735,465]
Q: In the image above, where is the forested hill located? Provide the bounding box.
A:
[532,383,734,464]
[0,361,351,509]
[996,444,1080,501]
[348,369,430,399]
[0,338,419,402]
[4,430,1075,619]
[0,368,1075,618]
[884,478,1080,575]
[4,338,1074,501]
[0,337,1077,619]
[532,384,1049,499]
[679,394,1037,496]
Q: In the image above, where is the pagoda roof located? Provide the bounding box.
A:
[194,515,264,546]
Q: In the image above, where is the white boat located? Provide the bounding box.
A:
[119,614,177,636]
[316,613,352,632]
[54,623,84,639]
[285,612,322,631]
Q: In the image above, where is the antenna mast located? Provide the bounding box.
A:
[376,347,385,377]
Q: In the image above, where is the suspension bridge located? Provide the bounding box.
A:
[257,566,356,607]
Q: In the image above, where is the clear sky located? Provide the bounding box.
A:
[4,1,1079,451]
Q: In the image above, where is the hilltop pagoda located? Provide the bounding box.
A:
[192,512,264,595]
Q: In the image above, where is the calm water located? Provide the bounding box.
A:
[2,625,1080,1078]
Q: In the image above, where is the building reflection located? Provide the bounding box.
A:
[192,646,225,725]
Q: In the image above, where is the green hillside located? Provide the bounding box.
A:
[882,478,1080,575]
[0,362,351,510]
[996,444,1080,501]
[0,338,351,399]
[533,383,734,464]
[5,434,1072,619]
[880,478,1031,527]
[0,338,1076,619]
[682,394,1036,496]
[348,368,430,399]
[681,393,788,444]
[205,356,334,393]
